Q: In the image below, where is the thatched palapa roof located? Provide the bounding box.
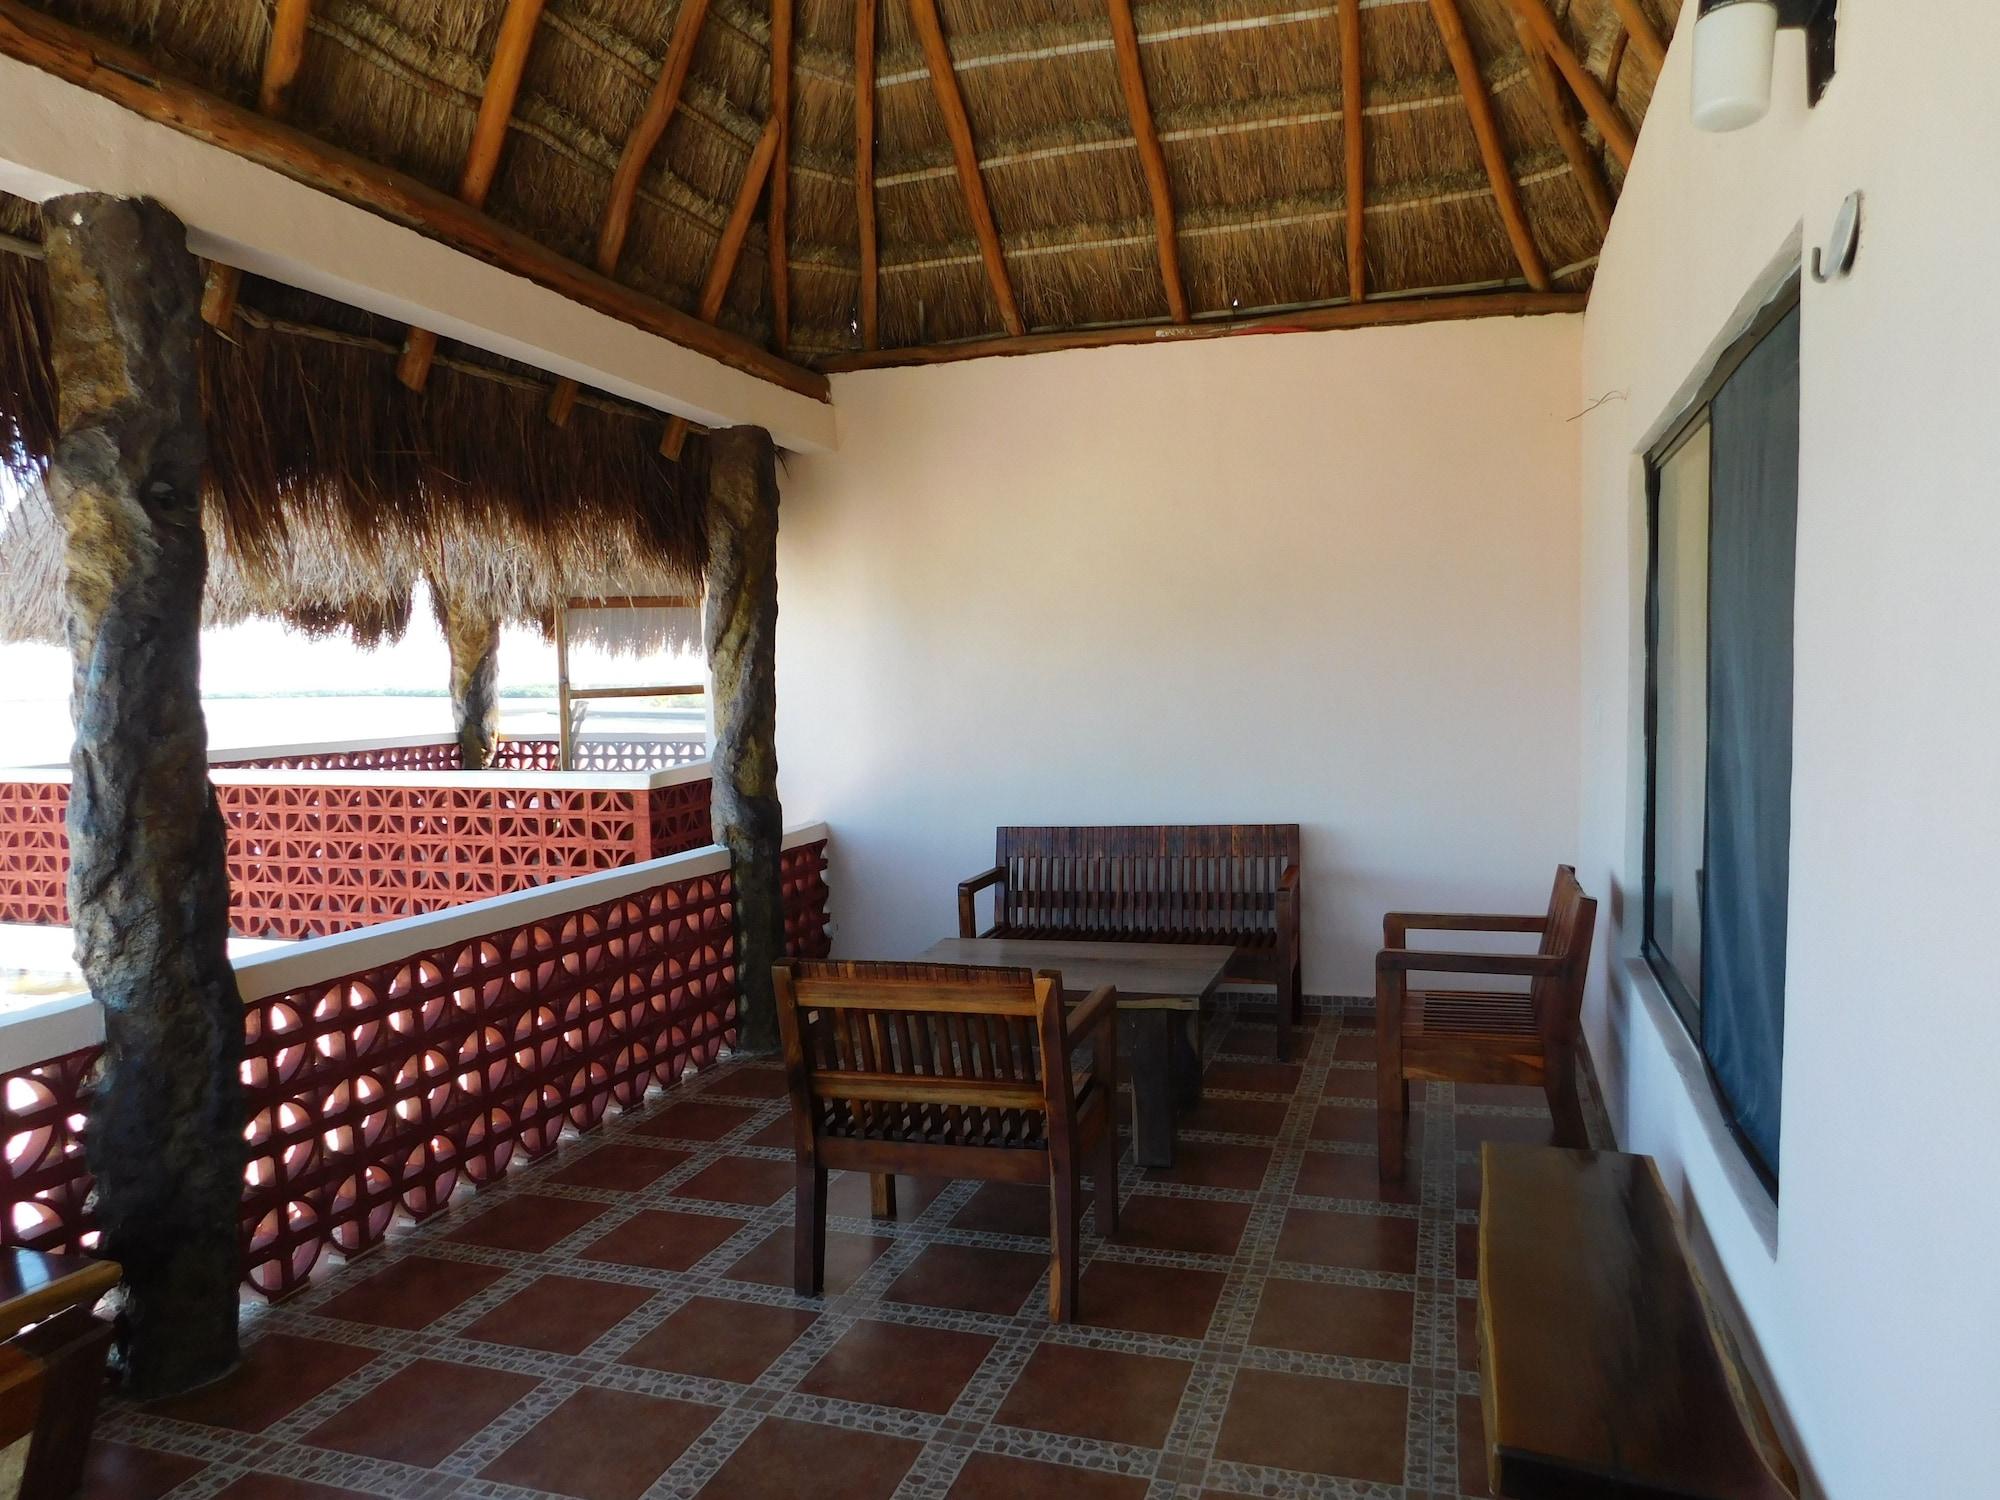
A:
[2,0,1678,366]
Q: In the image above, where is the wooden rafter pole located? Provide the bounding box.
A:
[1106,0,1187,323]
[399,0,546,392]
[0,3,828,403]
[1514,13,1613,235]
[662,114,783,459]
[547,0,715,422]
[45,194,244,1398]
[1607,0,1666,74]
[1430,0,1548,291]
[908,0,1024,336]
[768,0,793,352]
[203,0,314,328]
[1341,0,1366,300]
[1505,0,1637,169]
[855,0,878,348]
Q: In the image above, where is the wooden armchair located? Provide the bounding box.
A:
[1375,867,1597,1182]
[771,959,1120,1322]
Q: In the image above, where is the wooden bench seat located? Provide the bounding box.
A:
[1477,1144,1797,1500]
[959,824,1303,1057]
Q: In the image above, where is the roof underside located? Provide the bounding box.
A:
[13,0,1678,374]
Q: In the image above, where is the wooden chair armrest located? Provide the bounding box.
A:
[958,865,1005,938]
[1383,911,1546,945]
[1376,948,1562,977]
[1065,984,1118,1043]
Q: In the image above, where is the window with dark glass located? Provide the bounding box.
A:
[1644,288,1799,1188]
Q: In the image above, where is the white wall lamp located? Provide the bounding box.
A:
[1692,0,1838,132]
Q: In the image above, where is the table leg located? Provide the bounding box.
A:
[1171,1009,1203,1112]
[1121,1010,1177,1169]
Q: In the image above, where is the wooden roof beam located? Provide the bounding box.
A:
[1107,0,1187,323]
[909,0,1024,337]
[1514,13,1613,235]
[663,112,782,459]
[1431,0,1548,291]
[1340,0,1366,300]
[855,0,879,348]
[204,0,314,328]
[768,0,793,352]
[548,0,714,422]
[399,0,545,392]
[1608,0,1667,75]
[1505,0,1637,168]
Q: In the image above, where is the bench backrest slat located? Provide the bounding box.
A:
[995,824,1299,942]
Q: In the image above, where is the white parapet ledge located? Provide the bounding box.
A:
[0,53,836,455]
[0,758,714,793]
[0,823,830,1065]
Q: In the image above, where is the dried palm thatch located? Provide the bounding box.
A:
[9,0,1678,368]
[0,194,704,652]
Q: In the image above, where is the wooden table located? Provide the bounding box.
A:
[0,1247,121,1500]
[918,937,1233,1168]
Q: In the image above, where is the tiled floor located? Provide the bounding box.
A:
[82,997,1601,1500]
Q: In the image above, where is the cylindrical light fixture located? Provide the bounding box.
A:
[1692,0,1779,132]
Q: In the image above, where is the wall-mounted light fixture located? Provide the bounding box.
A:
[1692,0,1838,133]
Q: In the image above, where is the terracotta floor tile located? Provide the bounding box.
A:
[579,1209,746,1272]
[797,1319,995,1414]
[1458,1155,1486,1211]
[145,1331,375,1432]
[1458,1222,1482,1280]
[1333,1031,1380,1062]
[546,1141,690,1191]
[1458,1295,1482,1371]
[694,1416,920,1499]
[703,1066,791,1100]
[1460,1393,1494,1496]
[1180,1094,1290,1139]
[1276,1207,1420,1274]
[1457,1110,1559,1148]
[884,1243,1048,1317]
[1214,1367,1407,1483]
[635,1098,760,1141]
[1295,1147,1418,1205]
[314,1254,508,1330]
[726,1227,892,1295]
[950,1182,1051,1238]
[1248,1278,1414,1364]
[744,1115,795,1149]
[1113,1195,1251,1257]
[946,1453,1149,1499]
[1213,1022,1315,1062]
[1143,1139,1271,1191]
[79,1442,205,1500]
[303,1357,537,1468]
[995,1342,1192,1448]
[671,1154,795,1207]
[1456,1082,1546,1108]
[212,1477,377,1500]
[1201,1061,1302,1095]
[1323,1066,1376,1101]
[1310,1103,1387,1144]
[445,1193,610,1253]
[829,1171,947,1221]
[459,1273,655,1355]
[619,1295,818,1383]
[1077,1259,1227,1339]
[481,1386,718,1500]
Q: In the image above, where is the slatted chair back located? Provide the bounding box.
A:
[993,824,1300,949]
[1531,866,1597,1042]
[773,960,1073,1153]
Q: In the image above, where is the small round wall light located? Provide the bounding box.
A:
[1692,0,1839,134]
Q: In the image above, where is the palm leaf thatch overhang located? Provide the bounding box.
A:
[1,193,705,653]
[0,0,1677,375]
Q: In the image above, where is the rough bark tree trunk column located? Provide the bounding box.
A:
[43,195,244,1396]
[441,590,502,769]
[700,426,785,1056]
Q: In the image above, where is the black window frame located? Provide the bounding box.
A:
[1641,278,1800,1194]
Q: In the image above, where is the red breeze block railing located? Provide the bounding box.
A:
[0,757,714,940]
[0,825,831,1298]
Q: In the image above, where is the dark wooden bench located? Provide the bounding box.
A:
[1478,1144,1798,1500]
[958,824,1303,1058]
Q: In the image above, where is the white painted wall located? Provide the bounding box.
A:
[1577,4,2000,1494]
[775,314,1582,996]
